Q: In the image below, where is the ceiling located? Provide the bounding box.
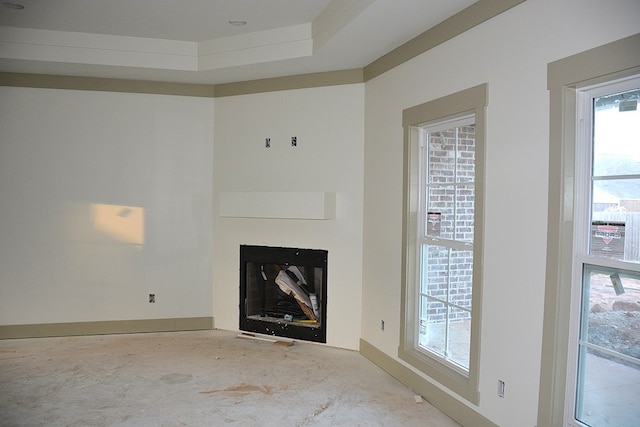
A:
[0,0,476,85]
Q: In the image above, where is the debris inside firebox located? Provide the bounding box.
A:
[275,267,318,321]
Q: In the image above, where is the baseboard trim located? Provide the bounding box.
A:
[0,317,214,340]
[359,338,498,427]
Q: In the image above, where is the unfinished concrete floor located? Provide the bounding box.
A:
[0,329,460,426]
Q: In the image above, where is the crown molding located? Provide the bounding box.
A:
[0,71,215,97]
[214,68,363,97]
[0,0,527,97]
[364,0,526,81]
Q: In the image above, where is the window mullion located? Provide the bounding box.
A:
[593,173,640,181]
[421,237,471,252]
[454,127,459,241]
[444,248,452,358]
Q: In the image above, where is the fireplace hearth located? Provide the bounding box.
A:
[239,245,327,343]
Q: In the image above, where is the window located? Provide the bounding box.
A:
[418,115,475,371]
[569,79,640,427]
[400,84,487,404]
[539,33,640,427]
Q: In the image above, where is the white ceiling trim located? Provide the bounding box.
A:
[199,24,311,56]
[199,39,313,71]
[0,26,198,70]
[0,0,371,73]
[0,25,315,72]
[312,0,375,52]
[198,24,313,70]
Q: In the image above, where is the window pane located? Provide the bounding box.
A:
[456,124,475,184]
[455,185,474,242]
[593,153,640,177]
[426,186,454,239]
[420,245,475,307]
[593,89,640,177]
[421,244,449,298]
[448,305,471,369]
[583,271,640,361]
[419,296,446,356]
[428,131,456,184]
[590,213,638,264]
[575,351,640,426]
[576,266,640,427]
[593,179,640,205]
[449,249,473,309]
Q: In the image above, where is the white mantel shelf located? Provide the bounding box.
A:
[219,192,336,220]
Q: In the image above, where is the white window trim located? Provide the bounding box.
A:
[400,84,487,405]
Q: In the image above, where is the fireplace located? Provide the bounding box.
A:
[239,245,327,343]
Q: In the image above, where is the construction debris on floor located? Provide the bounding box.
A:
[0,329,459,426]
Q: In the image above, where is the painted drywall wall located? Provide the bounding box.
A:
[361,0,640,425]
[213,84,364,350]
[0,87,214,324]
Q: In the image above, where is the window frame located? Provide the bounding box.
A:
[417,114,475,373]
[400,84,487,405]
[538,33,640,427]
[567,76,640,426]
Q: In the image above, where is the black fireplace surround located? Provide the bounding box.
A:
[239,245,328,343]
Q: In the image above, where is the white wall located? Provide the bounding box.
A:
[212,84,365,350]
[361,0,640,425]
[0,87,214,324]
[2,0,638,422]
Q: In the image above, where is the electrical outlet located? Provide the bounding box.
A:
[149,294,155,303]
[291,136,297,147]
[381,320,385,331]
[498,380,505,398]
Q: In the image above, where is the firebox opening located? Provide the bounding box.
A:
[240,245,327,343]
